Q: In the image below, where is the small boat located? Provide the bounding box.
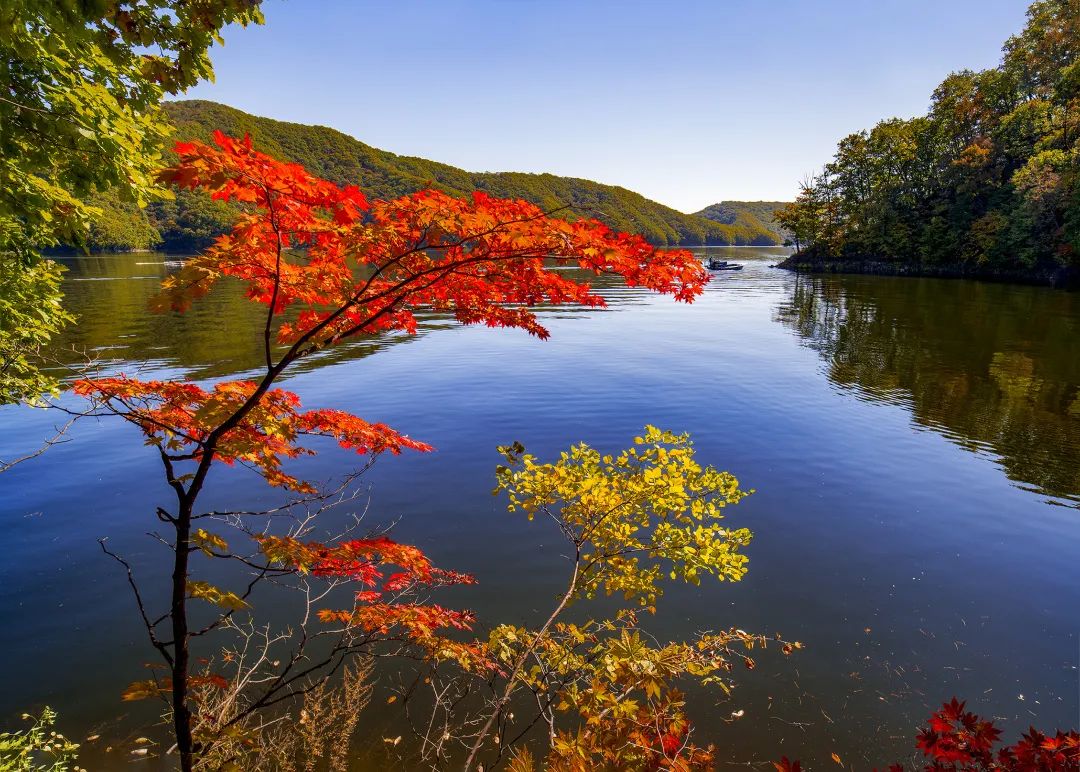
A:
[707,259,743,271]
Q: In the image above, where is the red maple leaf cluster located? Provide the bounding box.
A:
[774,699,1079,772]
[254,533,485,668]
[73,376,432,492]
[915,699,1079,771]
[152,130,708,344]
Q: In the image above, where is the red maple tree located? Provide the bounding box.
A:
[74,131,708,770]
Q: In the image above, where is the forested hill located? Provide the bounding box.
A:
[695,201,788,244]
[85,100,785,251]
[775,0,1079,286]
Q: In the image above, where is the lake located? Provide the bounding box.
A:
[1,247,1077,768]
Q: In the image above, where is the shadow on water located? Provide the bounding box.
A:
[775,272,1080,506]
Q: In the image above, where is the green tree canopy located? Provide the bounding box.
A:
[0,0,263,403]
[778,0,1079,284]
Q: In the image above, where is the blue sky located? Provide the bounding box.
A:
[180,0,1030,212]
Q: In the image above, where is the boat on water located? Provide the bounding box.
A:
[706,259,743,271]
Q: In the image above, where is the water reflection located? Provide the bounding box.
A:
[775,273,1080,504]
[51,253,653,382]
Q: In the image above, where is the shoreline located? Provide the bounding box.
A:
[777,254,1079,290]
[46,239,789,258]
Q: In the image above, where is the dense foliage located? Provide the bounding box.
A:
[0,257,73,404]
[777,0,1079,284]
[1,0,259,260]
[0,0,262,403]
[83,190,161,252]
[79,100,786,251]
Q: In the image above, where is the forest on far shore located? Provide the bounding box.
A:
[777,0,1079,285]
[80,100,788,253]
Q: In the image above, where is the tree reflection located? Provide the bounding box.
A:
[776,274,1080,504]
[47,253,646,382]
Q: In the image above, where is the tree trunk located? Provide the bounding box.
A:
[171,502,194,772]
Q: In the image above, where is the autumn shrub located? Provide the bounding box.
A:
[190,658,375,771]
[0,708,82,772]
[479,429,759,771]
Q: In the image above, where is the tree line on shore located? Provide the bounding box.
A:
[776,0,1079,284]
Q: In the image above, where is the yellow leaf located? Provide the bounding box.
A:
[188,580,249,611]
[192,529,228,555]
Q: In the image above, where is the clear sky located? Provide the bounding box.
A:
[180,0,1031,213]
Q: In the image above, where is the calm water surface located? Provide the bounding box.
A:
[1,248,1077,768]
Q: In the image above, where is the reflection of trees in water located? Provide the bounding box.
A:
[775,274,1080,504]
[48,254,649,382]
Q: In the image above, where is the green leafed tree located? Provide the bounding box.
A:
[0,252,73,404]
[780,0,1080,285]
[0,0,263,404]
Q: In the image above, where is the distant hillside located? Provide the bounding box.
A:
[695,201,789,244]
[84,100,785,251]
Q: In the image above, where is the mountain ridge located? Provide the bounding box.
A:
[85,100,788,251]
[694,201,788,244]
